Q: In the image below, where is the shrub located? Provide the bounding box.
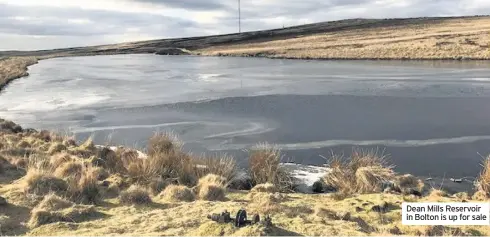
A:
[476,156,490,197]
[248,143,293,192]
[323,149,394,194]
[160,185,195,202]
[119,185,152,205]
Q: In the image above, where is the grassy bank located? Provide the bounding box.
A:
[0,119,488,236]
[0,57,38,90]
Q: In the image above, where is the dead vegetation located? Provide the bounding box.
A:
[248,143,294,192]
[160,185,195,202]
[476,156,490,198]
[323,149,395,195]
[0,118,488,236]
[119,185,152,205]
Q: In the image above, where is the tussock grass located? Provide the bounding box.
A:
[148,177,170,195]
[249,143,293,192]
[250,183,277,193]
[49,152,74,170]
[28,204,98,228]
[119,185,152,205]
[323,149,394,195]
[194,154,238,184]
[198,184,226,201]
[160,185,195,202]
[147,132,181,156]
[476,156,490,198]
[395,174,425,194]
[35,194,73,211]
[54,161,84,180]
[196,174,227,201]
[23,170,68,196]
[47,142,66,155]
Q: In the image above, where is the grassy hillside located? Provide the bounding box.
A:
[0,119,488,236]
[0,16,489,60]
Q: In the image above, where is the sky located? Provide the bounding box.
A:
[0,0,488,50]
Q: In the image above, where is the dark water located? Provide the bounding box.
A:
[2,54,490,188]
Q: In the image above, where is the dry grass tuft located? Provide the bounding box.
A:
[323,149,394,194]
[194,154,238,183]
[427,188,448,201]
[148,177,170,195]
[395,174,425,193]
[36,193,73,211]
[249,143,293,192]
[98,147,125,173]
[196,174,227,201]
[248,192,284,214]
[72,167,101,204]
[23,170,68,196]
[421,225,464,236]
[198,184,226,201]
[197,174,227,188]
[355,166,395,193]
[49,153,74,170]
[472,190,488,201]
[250,183,277,193]
[147,132,181,156]
[48,142,67,155]
[476,156,490,197]
[28,204,98,228]
[119,185,152,205]
[54,161,84,180]
[90,166,110,181]
[160,185,195,202]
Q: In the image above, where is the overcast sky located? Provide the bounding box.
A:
[0,0,488,50]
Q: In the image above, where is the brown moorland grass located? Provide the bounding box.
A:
[476,156,490,197]
[323,149,395,195]
[249,143,294,192]
[160,184,195,202]
[119,185,152,205]
[197,17,490,60]
[0,57,38,89]
[0,119,489,236]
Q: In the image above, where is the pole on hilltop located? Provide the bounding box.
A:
[238,0,241,33]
